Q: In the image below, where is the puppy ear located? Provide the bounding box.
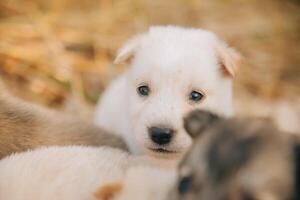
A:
[215,40,241,78]
[184,110,220,138]
[94,182,123,200]
[114,34,144,65]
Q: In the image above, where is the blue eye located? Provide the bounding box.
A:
[189,91,204,102]
[137,85,150,96]
[178,176,192,195]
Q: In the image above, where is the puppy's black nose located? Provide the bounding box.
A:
[149,127,174,145]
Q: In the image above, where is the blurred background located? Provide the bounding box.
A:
[0,0,299,130]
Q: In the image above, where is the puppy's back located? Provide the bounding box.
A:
[0,146,129,200]
[0,83,127,159]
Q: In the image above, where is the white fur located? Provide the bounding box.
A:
[0,146,128,200]
[112,166,176,200]
[0,146,173,200]
[95,26,237,158]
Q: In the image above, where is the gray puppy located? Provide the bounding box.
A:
[0,83,127,159]
[170,110,299,200]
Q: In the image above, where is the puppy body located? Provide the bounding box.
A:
[0,146,129,200]
[171,110,299,200]
[0,87,127,159]
[95,166,176,200]
[95,26,240,159]
[0,146,175,200]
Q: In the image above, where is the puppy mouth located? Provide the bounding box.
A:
[148,147,177,154]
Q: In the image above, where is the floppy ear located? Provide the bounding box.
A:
[94,182,123,200]
[114,34,144,65]
[184,110,220,138]
[215,40,241,78]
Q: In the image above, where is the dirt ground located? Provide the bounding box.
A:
[0,0,299,130]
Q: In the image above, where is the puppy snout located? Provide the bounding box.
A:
[149,126,174,145]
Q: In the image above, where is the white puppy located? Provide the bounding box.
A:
[95,26,240,159]
[0,146,175,200]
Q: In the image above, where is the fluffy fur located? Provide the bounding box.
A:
[0,146,175,200]
[0,84,127,159]
[95,26,240,159]
[95,166,176,200]
[170,110,300,200]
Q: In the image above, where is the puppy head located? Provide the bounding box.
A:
[115,26,241,159]
[95,166,176,200]
[171,110,299,200]
[183,110,220,138]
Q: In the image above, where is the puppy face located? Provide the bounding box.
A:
[171,110,300,200]
[116,26,240,159]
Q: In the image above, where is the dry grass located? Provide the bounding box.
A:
[0,0,299,116]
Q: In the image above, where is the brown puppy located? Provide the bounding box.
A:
[0,83,127,159]
[171,110,299,200]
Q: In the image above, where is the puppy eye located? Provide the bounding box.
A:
[177,175,193,195]
[137,85,150,96]
[189,91,204,102]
